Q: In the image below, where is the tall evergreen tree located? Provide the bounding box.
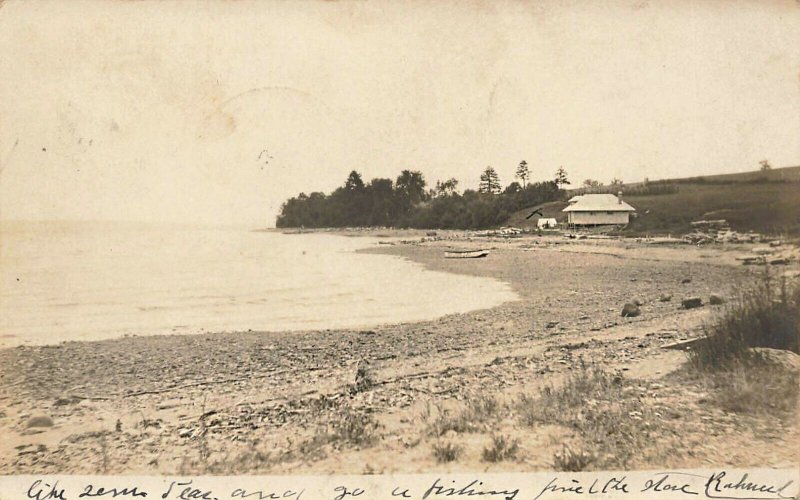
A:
[479,166,501,194]
[344,170,365,191]
[554,166,570,188]
[515,160,530,186]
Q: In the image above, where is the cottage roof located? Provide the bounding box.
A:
[562,194,636,212]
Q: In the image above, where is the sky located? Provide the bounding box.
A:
[0,0,798,227]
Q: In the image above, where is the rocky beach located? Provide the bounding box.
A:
[1,233,797,474]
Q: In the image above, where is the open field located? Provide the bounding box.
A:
[1,234,797,474]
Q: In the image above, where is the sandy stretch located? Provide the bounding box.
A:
[0,234,797,474]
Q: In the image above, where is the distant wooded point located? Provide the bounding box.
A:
[275,169,562,229]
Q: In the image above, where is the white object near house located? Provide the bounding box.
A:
[562,193,636,226]
[537,218,558,229]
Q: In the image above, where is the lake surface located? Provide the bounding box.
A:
[0,221,516,347]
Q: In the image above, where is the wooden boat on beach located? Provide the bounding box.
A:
[444,249,490,259]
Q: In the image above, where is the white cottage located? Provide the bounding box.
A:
[563,193,636,226]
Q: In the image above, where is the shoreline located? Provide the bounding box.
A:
[0,228,519,350]
[0,235,797,474]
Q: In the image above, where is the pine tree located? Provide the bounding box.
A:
[554,166,570,188]
[479,166,502,194]
[515,160,530,186]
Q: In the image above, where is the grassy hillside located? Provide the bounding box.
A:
[505,200,568,229]
[506,166,800,236]
[624,182,798,236]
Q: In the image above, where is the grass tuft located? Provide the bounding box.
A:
[481,434,520,462]
[427,394,501,436]
[432,440,463,463]
[552,444,596,472]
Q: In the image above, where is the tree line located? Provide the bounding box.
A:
[275,163,569,229]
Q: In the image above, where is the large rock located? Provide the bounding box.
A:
[621,303,641,317]
[681,297,704,309]
[26,416,53,428]
[709,294,725,305]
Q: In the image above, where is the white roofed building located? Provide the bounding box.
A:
[562,193,636,226]
[537,217,558,229]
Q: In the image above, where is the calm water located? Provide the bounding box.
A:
[0,221,516,347]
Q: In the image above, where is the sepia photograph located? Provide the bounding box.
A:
[0,0,798,496]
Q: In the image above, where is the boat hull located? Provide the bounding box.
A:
[444,250,489,259]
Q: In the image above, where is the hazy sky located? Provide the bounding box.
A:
[1,0,798,226]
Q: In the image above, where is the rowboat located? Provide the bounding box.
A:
[444,249,489,259]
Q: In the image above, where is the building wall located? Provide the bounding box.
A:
[568,211,630,225]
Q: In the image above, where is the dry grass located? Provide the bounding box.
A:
[327,405,381,447]
[481,434,520,462]
[690,274,799,370]
[517,365,662,470]
[684,274,799,417]
[709,364,798,416]
[208,402,381,473]
[552,444,595,472]
[426,394,502,436]
[298,402,381,457]
[208,443,274,474]
[432,440,463,463]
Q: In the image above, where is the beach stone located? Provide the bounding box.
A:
[621,303,641,317]
[681,278,692,284]
[633,298,644,306]
[545,321,559,329]
[26,416,53,428]
[709,294,725,305]
[659,293,672,302]
[681,297,703,309]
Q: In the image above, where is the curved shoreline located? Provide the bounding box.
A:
[0,230,516,349]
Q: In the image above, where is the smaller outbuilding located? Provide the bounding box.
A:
[537,218,558,229]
